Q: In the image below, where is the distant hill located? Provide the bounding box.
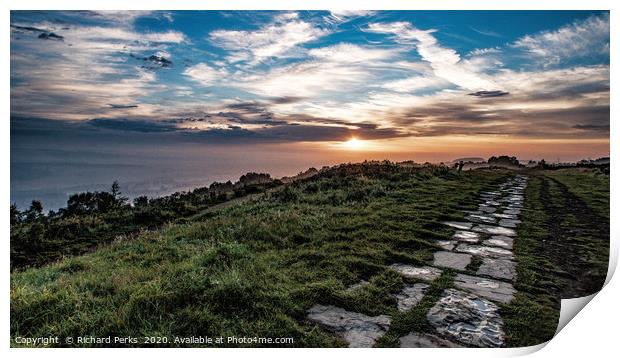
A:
[451,157,485,163]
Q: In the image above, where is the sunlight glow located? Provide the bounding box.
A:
[343,137,364,150]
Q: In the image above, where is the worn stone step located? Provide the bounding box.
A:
[399,332,463,348]
[471,224,517,237]
[482,235,514,250]
[477,258,516,281]
[427,289,504,347]
[441,221,473,230]
[394,283,429,312]
[306,304,391,348]
[453,274,516,303]
[433,251,472,270]
[390,263,443,281]
[452,230,480,243]
[455,243,514,259]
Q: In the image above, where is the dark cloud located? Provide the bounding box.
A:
[89,118,179,133]
[389,104,609,139]
[130,54,173,69]
[38,32,64,41]
[11,24,64,41]
[468,90,510,98]
[219,101,288,126]
[108,104,139,109]
[226,101,267,113]
[269,96,306,104]
[573,124,610,131]
[11,24,47,33]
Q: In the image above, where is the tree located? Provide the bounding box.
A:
[111,181,121,199]
[133,196,149,207]
[65,192,97,215]
[110,181,128,208]
[488,155,520,167]
[10,204,22,225]
[25,200,43,221]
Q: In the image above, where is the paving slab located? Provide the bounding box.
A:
[453,274,516,303]
[455,244,514,259]
[427,289,504,347]
[307,304,391,347]
[480,191,501,196]
[452,230,480,243]
[503,209,521,215]
[399,332,463,348]
[492,213,518,220]
[394,283,429,312]
[484,200,502,207]
[441,221,473,230]
[465,214,497,225]
[478,205,497,213]
[482,236,514,250]
[477,258,516,281]
[471,224,517,237]
[433,251,472,270]
[435,240,457,251]
[498,219,521,228]
[390,263,443,281]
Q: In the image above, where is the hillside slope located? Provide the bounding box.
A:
[10,163,609,347]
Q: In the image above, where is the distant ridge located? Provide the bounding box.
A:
[451,157,486,163]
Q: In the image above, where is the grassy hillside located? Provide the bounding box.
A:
[10,163,609,347]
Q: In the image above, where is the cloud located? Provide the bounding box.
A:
[382,75,449,93]
[573,124,609,131]
[365,21,497,91]
[209,12,328,65]
[130,53,173,69]
[308,43,400,63]
[467,47,501,57]
[269,96,306,104]
[468,90,509,98]
[513,12,609,67]
[232,60,372,97]
[89,118,178,132]
[326,10,376,23]
[230,43,407,99]
[10,11,188,120]
[11,24,64,41]
[183,63,226,86]
[108,104,139,109]
[469,27,503,38]
[69,26,185,43]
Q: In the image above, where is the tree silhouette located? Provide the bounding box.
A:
[25,200,43,221]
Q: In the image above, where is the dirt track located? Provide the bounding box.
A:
[538,174,609,298]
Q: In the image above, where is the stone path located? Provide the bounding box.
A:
[306,175,528,348]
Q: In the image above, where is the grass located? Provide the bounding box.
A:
[502,175,560,347]
[11,164,510,347]
[544,168,609,220]
[503,168,609,347]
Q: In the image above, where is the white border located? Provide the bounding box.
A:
[3,1,617,358]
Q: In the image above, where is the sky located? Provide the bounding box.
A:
[10,10,610,209]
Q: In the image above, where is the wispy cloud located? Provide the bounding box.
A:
[365,22,498,91]
[209,12,328,65]
[513,12,609,67]
[183,63,227,86]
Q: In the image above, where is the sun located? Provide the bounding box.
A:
[343,137,364,150]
